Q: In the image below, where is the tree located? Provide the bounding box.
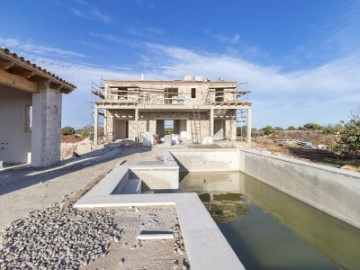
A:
[303,123,323,130]
[75,124,93,137]
[322,123,344,134]
[61,126,75,136]
[287,126,296,130]
[236,125,248,137]
[333,107,360,156]
[261,125,274,135]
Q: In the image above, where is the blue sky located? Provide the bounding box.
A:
[1,0,360,129]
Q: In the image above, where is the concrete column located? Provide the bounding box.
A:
[103,110,107,141]
[135,108,139,142]
[246,107,252,145]
[31,82,62,167]
[94,105,98,145]
[210,108,214,137]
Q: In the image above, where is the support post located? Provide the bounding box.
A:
[135,107,139,142]
[31,81,62,167]
[210,108,214,137]
[94,105,98,145]
[246,107,252,146]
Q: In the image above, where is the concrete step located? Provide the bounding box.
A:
[122,179,141,194]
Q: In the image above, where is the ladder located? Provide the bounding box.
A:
[192,105,202,144]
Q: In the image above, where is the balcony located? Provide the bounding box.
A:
[97,91,251,109]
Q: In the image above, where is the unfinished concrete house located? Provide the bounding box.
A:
[0,48,75,167]
[93,76,251,145]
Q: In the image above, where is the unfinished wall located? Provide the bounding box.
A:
[105,81,238,106]
[0,85,32,163]
[106,109,237,142]
[106,110,219,142]
[31,83,63,167]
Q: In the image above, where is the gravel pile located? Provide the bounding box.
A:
[0,201,122,269]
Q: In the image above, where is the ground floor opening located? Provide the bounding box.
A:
[100,108,249,145]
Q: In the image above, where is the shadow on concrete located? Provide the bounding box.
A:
[0,143,152,196]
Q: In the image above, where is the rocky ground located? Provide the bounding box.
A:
[0,199,189,270]
[0,144,192,269]
[0,200,122,269]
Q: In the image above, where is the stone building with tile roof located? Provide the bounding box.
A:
[0,47,76,167]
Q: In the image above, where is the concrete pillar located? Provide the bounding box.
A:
[246,107,252,145]
[94,105,98,145]
[31,82,62,167]
[135,108,139,142]
[103,110,107,141]
[210,108,214,137]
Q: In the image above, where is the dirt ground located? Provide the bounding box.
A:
[0,145,159,233]
[61,134,85,143]
[252,141,360,172]
[0,143,191,269]
[83,207,189,270]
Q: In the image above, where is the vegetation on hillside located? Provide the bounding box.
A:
[333,107,360,157]
[61,124,104,138]
[61,126,75,136]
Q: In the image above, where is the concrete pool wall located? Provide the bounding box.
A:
[172,149,240,172]
[75,153,244,270]
[171,148,360,229]
[130,149,179,190]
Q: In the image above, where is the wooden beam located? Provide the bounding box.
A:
[9,68,35,79]
[0,59,14,70]
[49,82,62,90]
[0,68,38,93]
[60,87,72,94]
[30,76,49,84]
[91,89,105,99]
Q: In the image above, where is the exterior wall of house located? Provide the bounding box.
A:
[101,80,241,144]
[105,109,237,142]
[105,81,238,106]
[0,85,32,163]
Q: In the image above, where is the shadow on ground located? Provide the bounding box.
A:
[287,147,360,166]
[0,143,152,196]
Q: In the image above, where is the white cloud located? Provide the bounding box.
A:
[142,43,360,127]
[214,33,241,44]
[71,8,88,20]
[3,37,359,128]
[91,9,112,24]
[0,37,85,58]
[70,7,112,24]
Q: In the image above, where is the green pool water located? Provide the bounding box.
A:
[180,172,360,270]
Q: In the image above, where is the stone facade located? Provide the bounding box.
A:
[98,78,250,144]
[106,109,236,143]
[104,80,238,107]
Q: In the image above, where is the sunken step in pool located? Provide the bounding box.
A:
[180,171,360,270]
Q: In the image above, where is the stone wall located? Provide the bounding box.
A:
[106,109,237,143]
[105,81,238,106]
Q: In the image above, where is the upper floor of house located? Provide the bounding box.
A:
[96,76,251,108]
